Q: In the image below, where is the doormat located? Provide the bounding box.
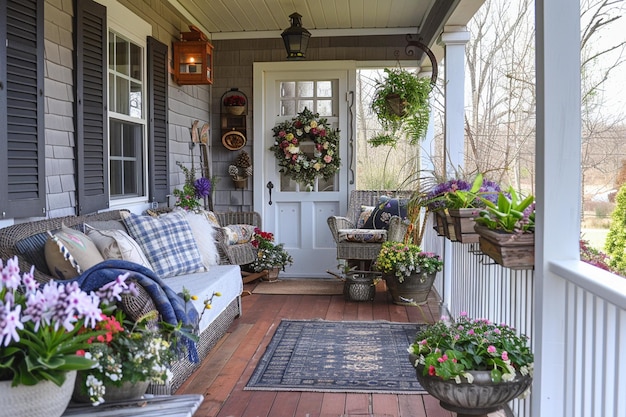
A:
[245,319,426,394]
[252,279,343,295]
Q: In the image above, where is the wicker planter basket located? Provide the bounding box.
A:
[343,271,379,301]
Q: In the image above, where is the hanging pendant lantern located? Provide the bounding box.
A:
[281,12,311,60]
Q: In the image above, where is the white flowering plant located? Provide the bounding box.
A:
[75,309,174,405]
[0,257,134,388]
[408,313,534,384]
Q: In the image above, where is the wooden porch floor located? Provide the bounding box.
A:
[177,279,453,417]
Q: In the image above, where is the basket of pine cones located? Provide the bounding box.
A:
[228,151,253,189]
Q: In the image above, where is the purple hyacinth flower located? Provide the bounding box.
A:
[194,177,211,198]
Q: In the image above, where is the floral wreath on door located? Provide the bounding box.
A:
[270,108,341,189]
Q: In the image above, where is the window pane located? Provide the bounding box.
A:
[109,73,115,112]
[281,82,295,98]
[297,81,314,97]
[317,100,333,116]
[116,76,129,115]
[317,81,332,97]
[130,82,142,118]
[298,100,313,113]
[130,43,142,80]
[281,100,296,116]
[115,37,129,75]
[123,160,137,194]
[108,32,115,70]
[110,160,123,196]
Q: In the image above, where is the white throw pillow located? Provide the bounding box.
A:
[86,226,153,270]
[174,209,220,269]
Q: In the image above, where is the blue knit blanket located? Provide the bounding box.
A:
[71,259,199,363]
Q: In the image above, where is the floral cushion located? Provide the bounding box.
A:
[338,229,387,243]
[223,224,256,245]
[122,211,205,278]
[356,205,375,228]
[362,196,408,230]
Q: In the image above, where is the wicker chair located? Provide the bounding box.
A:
[327,190,411,270]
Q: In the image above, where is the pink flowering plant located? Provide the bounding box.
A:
[408,313,534,384]
[0,257,135,387]
[270,108,341,188]
[374,241,443,282]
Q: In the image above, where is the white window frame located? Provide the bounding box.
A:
[96,0,151,208]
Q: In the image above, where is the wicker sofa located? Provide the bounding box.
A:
[0,209,254,394]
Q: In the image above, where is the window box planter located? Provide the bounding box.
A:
[448,208,480,244]
[474,225,534,269]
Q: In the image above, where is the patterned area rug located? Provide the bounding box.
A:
[245,319,426,393]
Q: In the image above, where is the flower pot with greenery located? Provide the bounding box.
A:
[0,257,135,417]
[374,241,443,305]
[408,313,533,416]
[474,188,535,269]
[370,67,433,147]
[246,228,293,281]
[72,310,174,405]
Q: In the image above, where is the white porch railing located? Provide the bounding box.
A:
[420,217,626,417]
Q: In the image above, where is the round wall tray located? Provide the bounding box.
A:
[222,130,246,150]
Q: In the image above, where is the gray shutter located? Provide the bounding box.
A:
[75,0,108,214]
[0,0,45,218]
[147,36,169,203]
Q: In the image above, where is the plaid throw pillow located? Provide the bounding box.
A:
[122,211,205,278]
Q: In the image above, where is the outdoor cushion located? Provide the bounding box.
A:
[223,224,256,245]
[85,226,153,270]
[175,208,220,269]
[356,205,375,228]
[363,196,408,230]
[338,229,387,243]
[44,224,105,279]
[122,211,205,278]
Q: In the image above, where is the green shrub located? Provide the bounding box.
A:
[605,184,626,275]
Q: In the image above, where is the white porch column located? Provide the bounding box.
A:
[534,0,581,416]
[439,27,470,313]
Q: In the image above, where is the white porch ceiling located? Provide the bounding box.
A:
[169,0,484,45]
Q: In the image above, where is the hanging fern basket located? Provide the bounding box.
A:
[385,93,409,117]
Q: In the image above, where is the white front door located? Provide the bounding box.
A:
[253,62,356,278]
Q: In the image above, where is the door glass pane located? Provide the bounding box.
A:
[318,175,336,192]
[298,100,313,113]
[281,100,296,116]
[280,172,297,191]
[317,81,332,97]
[281,82,295,98]
[317,100,332,116]
[297,81,314,97]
